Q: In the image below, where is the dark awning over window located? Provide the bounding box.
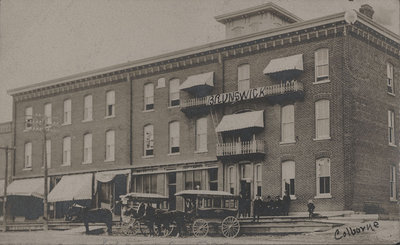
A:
[263,54,303,75]
[215,110,264,133]
[179,71,214,91]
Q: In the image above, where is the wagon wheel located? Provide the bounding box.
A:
[121,219,140,236]
[139,222,150,236]
[221,216,240,238]
[192,219,209,237]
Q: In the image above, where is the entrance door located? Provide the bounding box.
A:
[168,173,176,210]
[240,180,251,200]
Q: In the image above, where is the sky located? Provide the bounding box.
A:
[0,0,399,123]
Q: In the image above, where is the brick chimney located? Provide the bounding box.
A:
[359,4,374,19]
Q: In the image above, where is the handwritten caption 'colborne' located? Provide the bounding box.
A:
[334,221,379,240]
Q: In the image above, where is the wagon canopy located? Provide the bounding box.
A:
[175,190,235,198]
[120,192,169,201]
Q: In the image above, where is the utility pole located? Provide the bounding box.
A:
[31,114,59,231]
[1,145,14,232]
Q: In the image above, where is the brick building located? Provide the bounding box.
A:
[6,2,400,219]
[0,121,13,217]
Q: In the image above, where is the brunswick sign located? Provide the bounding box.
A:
[206,80,302,106]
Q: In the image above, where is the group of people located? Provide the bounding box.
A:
[239,191,292,222]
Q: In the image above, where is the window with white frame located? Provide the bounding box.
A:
[315,48,329,82]
[387,62,394,94]
[390,165,397,200]
[144,125,154,156]
[316,158,331,196]
[169,121,180,153]
[44,140,51,168]
[144,83,154,111]
[24,142,32,169]
[25,107,33,129]
[62,137,71,166]
[196,117,207,152]
[228,166,235,194]
[106,91,115,117]
[44,103,52,126]
[84,95,93,121]
[281,105,295,143]
[315,100,330,139]
[169,79,180,107]
[255,164,262,196]
[238,64,250,91]
[282,161,295,197]
[83,133,92,164]
[63,99,72,124]
[105,130,115,161]
[388,110,395,145]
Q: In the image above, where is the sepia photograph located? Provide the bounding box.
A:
[0,0,399,244]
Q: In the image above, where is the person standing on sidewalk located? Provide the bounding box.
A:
[282,190,291,216]
[253,195,263,222]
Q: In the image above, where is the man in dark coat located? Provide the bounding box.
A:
[265,196,273,216]
[307,199,315,219]
[252,195,263,222]
[282,190,291,216]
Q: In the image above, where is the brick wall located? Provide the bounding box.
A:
[13,80,131,179]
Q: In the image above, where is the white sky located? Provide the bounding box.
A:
[0,0,399,123]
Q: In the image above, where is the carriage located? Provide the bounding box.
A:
[119,192,174,236]
[175,190,240,238]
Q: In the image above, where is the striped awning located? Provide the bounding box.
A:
[6,178,44,198]
[263,54,303,75]
[179,72,214,91]
[216,110,264,133]
[48,173,92,202]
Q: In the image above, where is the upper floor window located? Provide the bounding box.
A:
[106,91,115,117]
[316,158,331,196]
[282,161,295,197]
[144,124,154,156]
[387,63,394,94]
[144,83,154,111]
[388,110,395,145]
[84,95,93,121]
[315,48,329,82]
[24,142,32,169]
[195,117,207,152]
[281,105,295,143]
[169,79,180,107]
[62,136,71,166]
[238,64,250,91]
[44,140,51,168]
[83,133,92,164]
[25,107,33,129]
[44,103,52,126]
[390,165,397,200]
[315,100,330,139]
[169,121,180,154]
[105,130,115,161]
[63,99,72,124]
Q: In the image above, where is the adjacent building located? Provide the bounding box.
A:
[5,2,400,219]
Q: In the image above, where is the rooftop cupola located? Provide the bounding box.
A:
[215,2,302,39]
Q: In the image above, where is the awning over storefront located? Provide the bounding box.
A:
[48,173,92,202]
[179,71,214,91]
[215,110,264,133]
[263,54,303,75]
[95,169,131,183]
[6,178,44,198]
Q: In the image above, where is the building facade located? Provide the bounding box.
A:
[0,121,13,217]
[6,2,400,219]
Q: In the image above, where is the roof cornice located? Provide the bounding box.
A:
[7,11,400,96]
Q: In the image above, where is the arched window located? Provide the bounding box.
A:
[169,78,180,107]
[281,105,294,143]
[169,121,180,153]
[105,130,115,161]
[282,161,295,197]
[315,100,330,139]
[315,48,329,82]
[144,83,154,111]
[144,124,154,156]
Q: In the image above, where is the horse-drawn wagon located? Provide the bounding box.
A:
[175,190,240,238]
[119,192,175,236]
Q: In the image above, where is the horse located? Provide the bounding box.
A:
[65,203,113,235]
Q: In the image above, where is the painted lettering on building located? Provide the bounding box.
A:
[207,87,267,106]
